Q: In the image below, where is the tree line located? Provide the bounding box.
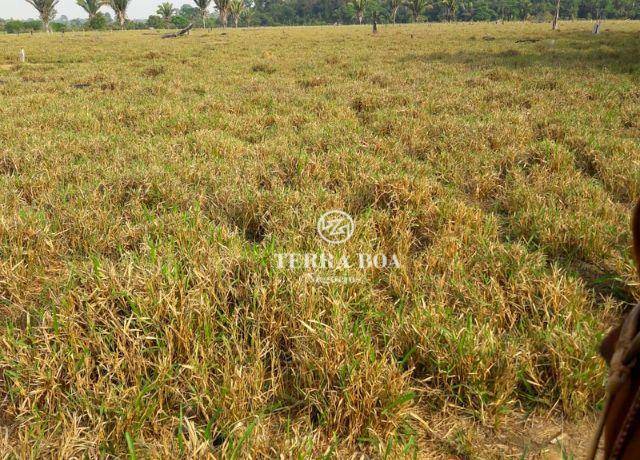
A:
[1,0,637,33]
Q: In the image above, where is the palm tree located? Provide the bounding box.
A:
[214,0,230,27]
[157,2,175,21]
[408,0,427,21]
[107,0,130,29]
[228,0,245,27]
[24,0,58,32]
[76,0,102,21]
[351,0,366,24]
[441,0,458,20]
[390,0,401,23]
[552,0,561,29]
[193,0,212,28]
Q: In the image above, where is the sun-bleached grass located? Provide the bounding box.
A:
[1,21,639,458]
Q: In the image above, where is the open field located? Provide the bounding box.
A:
[1,21,640,458]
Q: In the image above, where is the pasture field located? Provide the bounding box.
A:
[1,20,640,458]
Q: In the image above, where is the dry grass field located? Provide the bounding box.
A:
[1,20,640,458]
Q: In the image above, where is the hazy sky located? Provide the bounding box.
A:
[2,0,191,20]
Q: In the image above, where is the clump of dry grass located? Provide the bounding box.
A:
[1,21,640,458]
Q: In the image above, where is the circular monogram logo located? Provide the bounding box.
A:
[317,210,355,244]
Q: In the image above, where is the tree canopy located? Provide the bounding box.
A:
[3,0,638,31]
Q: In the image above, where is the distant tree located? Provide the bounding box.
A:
[390,0,402,22]
[229,0,245,26]
[88,11,108,28]
[24,0,59,32]
[171,14,190,27]
[366,0,389,21]
[408,0,427,20]
[214,0,231,26]
[147,14,165,28]
[51,21,67,31]
[76,0,103,21]
[192,0,212,27]
[519,0,533,18]
[5,20,24,33]
[441,0,460,19]
[56,0,636,26]
[107,0,130,29]
[69,17,86,27]
[242,6,255,25]
[471,0,496,19]
[157,2,176,21]
[552,0,561,27]
[352,0,367,22]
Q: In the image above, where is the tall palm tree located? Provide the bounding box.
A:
[193,0,212,28]
[107,0,130,29]
[24,0,58,32]
[214,0,230,27]
[408,0,427,21]
[157,2,175,21]
[390,0,401,23]
[228,0,245,27]
[441,0,458,20]
[351,0,366,24]
[552,0,561,29]
[76,0,102,21]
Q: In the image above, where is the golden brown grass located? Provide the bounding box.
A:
[1,21,640,458]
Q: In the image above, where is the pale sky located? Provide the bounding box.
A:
[2,0,192,20]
